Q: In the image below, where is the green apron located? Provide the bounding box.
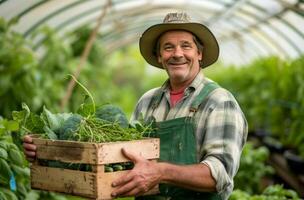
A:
[137,82,222,200]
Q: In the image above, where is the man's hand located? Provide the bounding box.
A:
[111,148,162,198]
[22,135,37,162]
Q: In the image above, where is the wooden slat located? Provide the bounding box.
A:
[32,136,97,148]
[97,138,160,164]
[31,164,97,198]
[32,137,160,164]
[35,144,98,164]
[96,169,159,199]
[31,163,159,200]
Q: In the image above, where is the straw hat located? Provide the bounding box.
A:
[139,12,219,69]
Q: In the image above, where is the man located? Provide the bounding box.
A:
[23,12,247,200]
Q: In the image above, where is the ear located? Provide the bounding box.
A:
[157,55,162,63]
[198,50,203,61]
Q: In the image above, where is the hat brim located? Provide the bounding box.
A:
[139,23,219,69]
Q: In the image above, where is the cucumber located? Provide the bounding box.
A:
[105,166,114,172]
[112,164,124,171]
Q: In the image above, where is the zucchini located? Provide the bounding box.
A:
[112,164,124,171]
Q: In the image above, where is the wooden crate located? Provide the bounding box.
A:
[30,135,160,200]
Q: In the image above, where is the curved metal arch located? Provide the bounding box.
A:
[246,1,303,54]
[199,1,302,60]
[236,10,301,57]
[32,6,173,50]
[230,19,276,56]
[32,4,104,50]
[23,0,222,39]
[215,3,300,59]
[206,0,248,26]
[219,17,289,59]
[23,0,88,37]
[245,1,304,52]
[32,4,219,50]
[1,0,302,66]
[17,1,51,19]
[0,0,8,5]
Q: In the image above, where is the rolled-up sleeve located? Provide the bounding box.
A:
[199,90,248,200]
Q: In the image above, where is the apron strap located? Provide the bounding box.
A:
[189,82,220,114]
[148,82,220,115]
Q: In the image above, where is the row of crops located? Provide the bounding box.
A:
[1,16,303,199]
[207,55,304,161]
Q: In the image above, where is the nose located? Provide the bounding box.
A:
[172,46,183,58]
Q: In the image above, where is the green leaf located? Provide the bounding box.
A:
[0,147,8,160]
[0,187,18,200]
[77,102,95,117]
[43,126,58,140]
[4,120,19,131]
[25,113,44,133]
[12,103,44,134]
[8,148,24,167]
[12,110,28,125]
[41,106,71,132]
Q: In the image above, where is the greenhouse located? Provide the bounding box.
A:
[0,0,303,200]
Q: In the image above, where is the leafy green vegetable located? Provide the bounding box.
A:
[12,103,44,134]
[58,114,82,140]
[95,104,129,128]
[13,102,151,143]
[41,106,72,133]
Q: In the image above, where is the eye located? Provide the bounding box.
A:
[163,45,174,51]
[181,43,192,49]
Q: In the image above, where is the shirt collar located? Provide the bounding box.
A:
[160,72,206,93]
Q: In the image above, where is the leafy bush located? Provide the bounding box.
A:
[230,185,300,200]
[234,142,274,194]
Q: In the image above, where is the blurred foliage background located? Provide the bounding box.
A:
[1,17,303,200]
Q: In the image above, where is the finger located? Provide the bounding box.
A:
[23,135,33,143]
[115,187,143,198]
[111,179,138,197]
[121,148,143,163]
[22,141,37,159]
[112,172,133,187]
[24,149,36,157]
[23,142,36,151]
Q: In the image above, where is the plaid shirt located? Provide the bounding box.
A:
[131,72,248,200]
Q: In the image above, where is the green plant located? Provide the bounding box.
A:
[234,142,274,194]
[229,184,300,200]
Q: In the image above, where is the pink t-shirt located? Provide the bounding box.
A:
[170,89,184,107]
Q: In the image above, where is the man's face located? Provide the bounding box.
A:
[157,30,202,85]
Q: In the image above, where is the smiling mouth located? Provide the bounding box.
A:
[168,62,187,66]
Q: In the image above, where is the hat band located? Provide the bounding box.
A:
[165,19,189,23]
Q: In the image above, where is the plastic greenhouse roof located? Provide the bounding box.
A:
[0,0,303,66]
